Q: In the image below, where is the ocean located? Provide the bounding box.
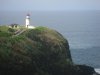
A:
[0,10,100,72]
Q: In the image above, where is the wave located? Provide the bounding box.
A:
[95,68,100,74]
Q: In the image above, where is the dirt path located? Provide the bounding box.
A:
[12,29,26,37]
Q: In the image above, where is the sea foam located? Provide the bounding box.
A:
[95,68,100,74]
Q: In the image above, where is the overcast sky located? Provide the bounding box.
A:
[0,0,100,11]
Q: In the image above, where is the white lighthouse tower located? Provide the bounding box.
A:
[26,14,30,28]
[25,14,35,29]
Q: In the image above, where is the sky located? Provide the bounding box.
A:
[0,0,100,11]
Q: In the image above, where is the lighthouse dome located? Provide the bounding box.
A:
[27,14,30,16]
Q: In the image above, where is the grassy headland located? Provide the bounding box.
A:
[0,26,97,75]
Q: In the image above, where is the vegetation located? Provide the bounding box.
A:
[0,26,96,75]
[0,26,9,32]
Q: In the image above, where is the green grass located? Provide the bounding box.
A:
[34,26,48,32]
[0,26,13,37]
[0,26,9,32]
[0,32,11,37]
[0,25,27,37]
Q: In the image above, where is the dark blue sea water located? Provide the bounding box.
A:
[0,11,100,69]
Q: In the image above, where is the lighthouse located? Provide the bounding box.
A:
[25,13,35,29]
[26,14,30,28]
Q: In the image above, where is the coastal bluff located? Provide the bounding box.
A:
[0,26,99,75]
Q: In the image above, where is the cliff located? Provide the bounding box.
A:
[0,26,98,75]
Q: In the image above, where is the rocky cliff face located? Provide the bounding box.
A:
[24,27,72,62]
[0,26,98,75]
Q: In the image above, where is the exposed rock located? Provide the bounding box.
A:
[77,65,96,75]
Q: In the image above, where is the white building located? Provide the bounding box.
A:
[25,14,35,29]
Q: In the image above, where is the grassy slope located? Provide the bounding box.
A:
[0,26,16,37]
[0,26,9,32]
